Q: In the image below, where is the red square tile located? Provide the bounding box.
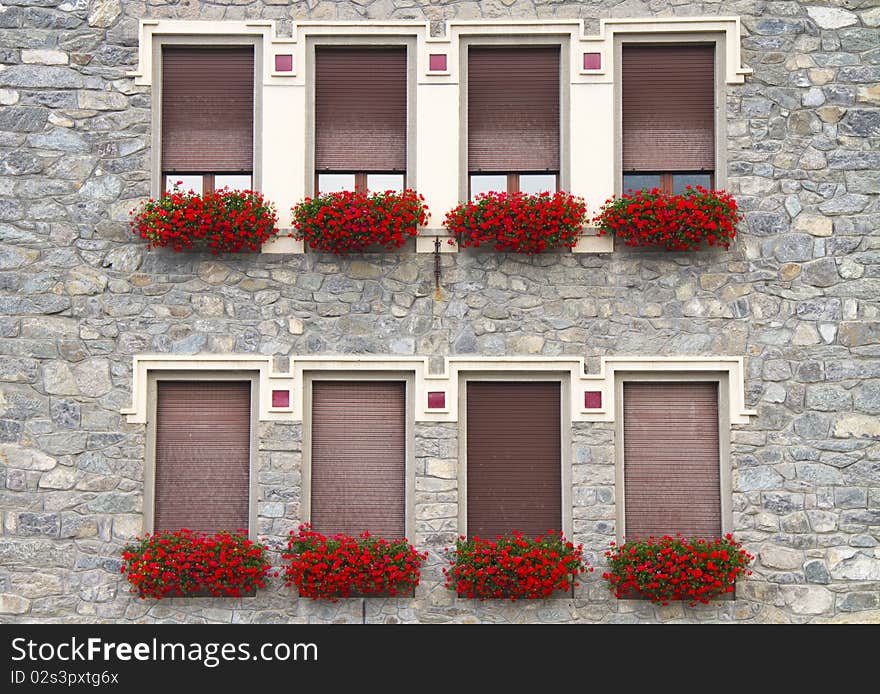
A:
[427,391,446,409]
[583,52,601,70]
[429,54,447,72]
[584,391,602,409]
[272,389,290,408]
[275,54,293,72]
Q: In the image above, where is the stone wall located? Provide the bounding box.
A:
[0,0,879,623]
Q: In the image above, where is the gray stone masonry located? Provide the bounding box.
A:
[0,0,879,623]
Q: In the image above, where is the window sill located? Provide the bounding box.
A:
[135,586,258,599]
[297,587,417,600]
[419,227,613,255]
[259,228,613,255]
[571,227,613,254]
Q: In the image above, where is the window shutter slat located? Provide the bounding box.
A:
[468,46,560,172]
[467,382,561,538]
[314,48,407,173]
[623,382,721,540]
[622,44,715,172]
[161,47,254,173]
[310,381,406,538]
[154,381,251,534]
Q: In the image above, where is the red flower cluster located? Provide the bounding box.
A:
[120,529,272,599]
[282,525,427,601]
[602,534,754,606]
[292,189,429,253]
[444,191,587,254]
[593,186,740,251]
[443,531,589,600]
[130,186,279,254]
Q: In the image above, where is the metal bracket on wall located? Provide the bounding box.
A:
[433,236,442,298]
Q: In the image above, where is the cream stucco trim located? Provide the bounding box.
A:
[130,17,750,256]
[123,354,756,425]
[572,227,614,254]
[122,354,295,423]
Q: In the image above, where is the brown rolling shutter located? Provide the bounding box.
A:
[623,382,721,540]
[622,44,715,172]
[154,381,251,534]
[314,47,407,172]
[161,46,254,173]
[468,46,560,173]
[467,382,561,538]
[310,381,406,538]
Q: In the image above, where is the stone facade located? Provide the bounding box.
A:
[1,0,879,624]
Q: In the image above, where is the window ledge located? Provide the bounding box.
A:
[572,227,613,254]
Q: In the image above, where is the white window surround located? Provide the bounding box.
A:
[129,17,751,256]
[123,354,756,426]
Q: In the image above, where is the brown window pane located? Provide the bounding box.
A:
[622,381,722,541]
[466,381,562,539]
[154,381,251,534]
[622,44,715,173]
[310,381,406,539]
[468,46,560,173]
[161,46,255,174]
[315,47,407,173]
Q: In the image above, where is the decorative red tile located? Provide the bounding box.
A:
[429,54,447,72]
[584,391,603,409]
[272,389,290,408]
[427,391,446,409]
[274,54,293,72]
[583,52,601,70]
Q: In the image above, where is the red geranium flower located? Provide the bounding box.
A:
[281,524,427,601]
[129,185,279,254]
[292,189,429,253]
[444,191,587,254]
[120,529,272,599]
[443,530,589,600]
[602,534,754,606]
[592,186,740,251]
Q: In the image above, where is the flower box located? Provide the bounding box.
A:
[602,534,754,606]
[130,186,279,254]
[291,189,429,253]
[120,529,272,599]
[593,186,740,251]
[444,190,588,254]
[444,531,590,601]
[282,525,427,602]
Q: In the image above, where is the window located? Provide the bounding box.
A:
[161,46,255,193]
[151,380,254,534]
[464,381,563,538]
[621,44,715,194]
[314,47,407,194]
[467,46,560,197]
[619,380,724,541]
[308,380,407,537]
